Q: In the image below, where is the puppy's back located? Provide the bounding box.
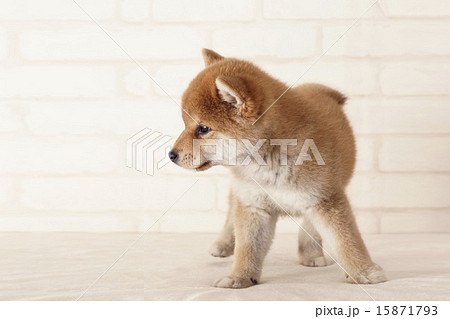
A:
[289,83,356,187]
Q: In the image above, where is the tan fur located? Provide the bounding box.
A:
[171,49,387,288]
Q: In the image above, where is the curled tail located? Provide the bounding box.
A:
[295,83,347,107]
[326,87,347,106]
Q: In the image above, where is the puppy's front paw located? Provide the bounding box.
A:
[213,276,256,289]
[345,263,387,284]
[209,241,234,258]
[299,255,334,267]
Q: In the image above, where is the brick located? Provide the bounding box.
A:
[21,177,215,211]
[379,137,450,172]
[323,22,450,56]
[264,61,377,95]
[0,102,22,132]
[0,179,14,205]
[380,0,450,17]
[19,26,206,60]
[380,211,450,233]
[123,66,152,96]
[25,99,184,136]
[0,137,120,174]
[348,174,450,208]
[20,28,116,61]
[0,66,115,98]
[153,64,203,97]
[0,0,116,20]
[159,210,224,233]
[263,0,379,19]
[212,24,317,58]
[354,211,379,234]
[348,176,378,209]
[0,27,6,60]
[355,137,376,172]
[380,62,450,96]
[0,211,146,232]
[345,97,450,134]
[121,0,150,22]
[152,0,256,22]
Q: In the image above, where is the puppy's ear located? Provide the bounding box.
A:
[202,49,224,67]
[215,76,244,107]
[216,76,258,119]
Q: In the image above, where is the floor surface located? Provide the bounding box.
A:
[0,232,449,300]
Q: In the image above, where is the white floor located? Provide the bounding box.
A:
[0,232,449,300]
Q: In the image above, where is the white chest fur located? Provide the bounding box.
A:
[232,163,319,215]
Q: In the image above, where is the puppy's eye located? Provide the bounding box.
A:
[196,125,211,135]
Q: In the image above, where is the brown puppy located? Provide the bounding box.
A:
[170,49,387,288]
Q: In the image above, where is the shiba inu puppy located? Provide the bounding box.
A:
[170,49,387,288]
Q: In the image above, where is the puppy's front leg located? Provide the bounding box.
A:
[213,203,277,288]
[209,188,236,257]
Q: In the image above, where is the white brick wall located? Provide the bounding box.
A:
[212,24,318,58]
[24,99,184,136]
[379,137,450,172]
[380,62,450,95]
[345,97,450,134]
[323,22,450,56]
[121,0,150,22]
[19,26,206,60]
[0,0,117,21]
[21,176,216,212]
[0,102,22,132]
[152,0,256,22]
[0,137,121,174]
[263,61,378,95]
[380,0,450,18]
[0,27,6,60]
[0,66,116,98]
[355,137,376,172]
[0,0,449,233]
[153,63,203,97]
[263,0,381,19]
[348,174,450,209]
[0,179,15,206]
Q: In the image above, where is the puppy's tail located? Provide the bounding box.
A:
[297,83,347,106]
[326,87,347,106]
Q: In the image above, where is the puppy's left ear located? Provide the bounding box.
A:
[215,76,258,119]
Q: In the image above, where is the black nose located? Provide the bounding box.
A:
[168,150,179,163]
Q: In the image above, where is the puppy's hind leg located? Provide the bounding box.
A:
[298,217,334,267]
[209,189,236,257]
[307,192,387,284]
